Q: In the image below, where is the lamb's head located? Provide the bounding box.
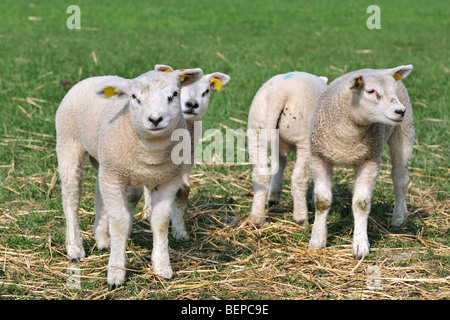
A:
[154,65,230,122]
[180,72,230,122]
[348,64,413,126]
[95,68,203,137]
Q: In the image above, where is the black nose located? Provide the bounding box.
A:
[395,109,405,116]
[186,100,199,109]
[148,116,163,126]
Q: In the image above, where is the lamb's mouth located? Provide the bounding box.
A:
[183,110,197,115]
[386,116,404,123]
[148,126,166,132]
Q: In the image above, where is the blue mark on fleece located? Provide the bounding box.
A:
[283,73,295,80]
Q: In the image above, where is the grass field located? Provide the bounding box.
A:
[0,0,448,300]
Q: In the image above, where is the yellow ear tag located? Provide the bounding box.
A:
[210,78,223,91]
[392,73,403,81]
[178,74,193,82]
[163,69,172,72]
[104,86,120,98]
[350,77,362,89]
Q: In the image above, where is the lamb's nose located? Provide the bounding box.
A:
[186,100,199,109]
[395,109,405,116]
[148,116,163,126]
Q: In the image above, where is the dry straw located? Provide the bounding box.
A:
[0,122,448,300]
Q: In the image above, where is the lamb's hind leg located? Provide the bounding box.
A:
[248,129,272,225]
[171,183,190,241]
[309,156,333,249]
[291,146,311,225]
[57,140,86,262]
[388,126,414,227]
[94,179,109,250]
[267,153,287,207]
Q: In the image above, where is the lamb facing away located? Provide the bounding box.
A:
[143,65,231,241]
[55,68,203,289]
[247,72,328,225]
[308,65,414,258]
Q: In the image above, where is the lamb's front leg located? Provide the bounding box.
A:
[352,161,380,259]
[98,174,131,290]
[388,128,414,227]
[150,176,182,278]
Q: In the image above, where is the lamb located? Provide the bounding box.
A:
[308,65,414,258]
[247,71,328,225]
[55,67,203,289]
[143,65,231,241]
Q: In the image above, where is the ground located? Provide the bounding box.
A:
[0,0,448,300]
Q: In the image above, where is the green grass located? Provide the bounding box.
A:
[0,0,449,300]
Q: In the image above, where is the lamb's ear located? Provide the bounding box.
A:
[176,68,204,87]
[386,64,413,81]
[319,76,329,84]
[155,64,174,72]
[349,75,363,90]
[206,72,231,92]
[95,81,130,99]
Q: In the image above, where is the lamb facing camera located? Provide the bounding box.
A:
[308,65,415,258]
[143,64,231,241]
[55,68,203,289]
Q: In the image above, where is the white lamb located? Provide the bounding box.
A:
[143,65,231,241]
[55,67,203,289]
[247,71,328,225]
[308,65,414,258]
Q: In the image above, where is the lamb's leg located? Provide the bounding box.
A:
[249,163,271,225]
[150,177,182,279]
[248,129,272,225]
[352,161,380,259]
[267,154,287,207]
[98,175,131,290]
[388,127,414,227]
[94,179,110,250]
[171,183,190,241]
[125,186,143,218]
[291,147,311,225]
[57,140,86,262]
[143,186,152,220]
[309,156,333,249]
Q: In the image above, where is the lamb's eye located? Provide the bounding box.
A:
[202,89,210,97]
[168,91,179,103]
[131,94,141,103]
[367,89,375,94]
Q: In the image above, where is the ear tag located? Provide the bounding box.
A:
[163,69,172,72]
[350,77,362,89]
[179,74,193,82]
[210,78,223,91]
[104,86,121,98]
[392,73,403,81]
